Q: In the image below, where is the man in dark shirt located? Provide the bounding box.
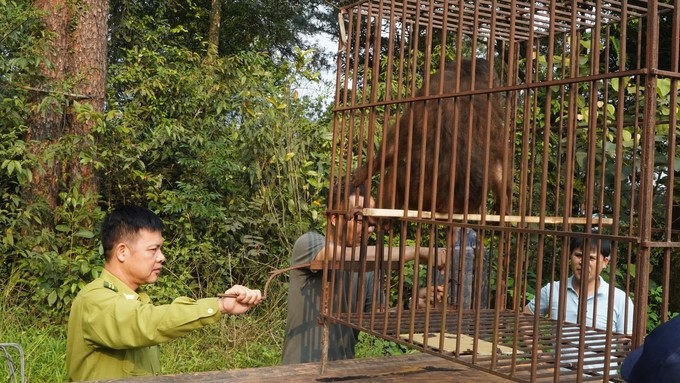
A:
[282,184,445,364]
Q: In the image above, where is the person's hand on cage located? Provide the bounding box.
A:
[415,285,445,309]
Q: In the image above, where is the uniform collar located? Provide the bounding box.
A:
[100,268,143,300]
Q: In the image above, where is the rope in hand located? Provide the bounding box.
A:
[217,263,312,300]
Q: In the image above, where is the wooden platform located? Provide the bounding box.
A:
[97,353,513,382]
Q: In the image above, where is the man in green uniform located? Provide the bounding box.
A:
[66,205,262,382]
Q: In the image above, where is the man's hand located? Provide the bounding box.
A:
[219,285,263,315]
[415,285,445,309]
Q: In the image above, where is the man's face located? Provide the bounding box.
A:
[570,247,609,285]
[338,194,376,246]
[121,229,165,288]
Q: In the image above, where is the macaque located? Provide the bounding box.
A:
[351,58,511,215]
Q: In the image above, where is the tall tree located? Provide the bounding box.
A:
[28,0,108,223]
[208,0,221,55]
[27,0,70,213]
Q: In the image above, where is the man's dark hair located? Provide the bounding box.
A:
[327,180,367,210]
[101,205,164,258]
[569,236,611,258]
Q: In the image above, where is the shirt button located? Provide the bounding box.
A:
[207,308,214,314]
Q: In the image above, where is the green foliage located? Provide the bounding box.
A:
[1,2,101,322]
[1,277,68,382]
[0,0,48,230]
[1,1,333,379]
[103,22,332,298]
[5,188,104,322]
[2,0,333,320]
[355,332,415,358]
[108,0,340,72]
[157,313,284,374]
[520,31,680,321]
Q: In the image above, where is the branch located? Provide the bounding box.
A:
[1,83,94,100]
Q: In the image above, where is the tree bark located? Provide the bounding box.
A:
[208,0,222,55]
[28,0,70,213]
[67,0,108,197]
[28,0,108,219]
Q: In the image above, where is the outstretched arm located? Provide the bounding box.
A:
[314,243,447,270]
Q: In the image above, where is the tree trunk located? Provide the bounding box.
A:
[29,0,108,221]
[208,0,222,55]
[28,0,70,213]
[67,0,108,197]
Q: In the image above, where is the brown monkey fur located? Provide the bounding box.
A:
[350,58,511,215]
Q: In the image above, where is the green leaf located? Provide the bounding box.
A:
[75,230,95,238]
[80,263,91,274]
[575,151,587,168]
[606,104,615,116]
[7,160,15,175]
[656,78,671,97]
[55,225,71,233]
[48,290,57,306]
[2,228,14,246]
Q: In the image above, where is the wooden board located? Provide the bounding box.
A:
[401,332,522,356]
[363,208,614,225]
[95,353,514,383]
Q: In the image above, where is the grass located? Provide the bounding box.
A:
[1,304,68,382]
[158,313,285,374]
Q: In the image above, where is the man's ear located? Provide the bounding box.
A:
[330,214,337,228]
[602,257,611,269]
[113,242,128,262]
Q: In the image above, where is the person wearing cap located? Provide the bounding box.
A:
[621,315,680,382]
[282,183,447,364]
[66,205,263,382]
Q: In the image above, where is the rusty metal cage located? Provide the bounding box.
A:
[321,0,679,382]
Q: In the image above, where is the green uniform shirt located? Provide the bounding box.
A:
[66,269,222,382]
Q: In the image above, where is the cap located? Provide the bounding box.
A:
[621,315,680,382]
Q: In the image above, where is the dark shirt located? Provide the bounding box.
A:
[282,232,374,364]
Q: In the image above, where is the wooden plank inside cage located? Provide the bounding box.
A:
[362,208,615,225]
